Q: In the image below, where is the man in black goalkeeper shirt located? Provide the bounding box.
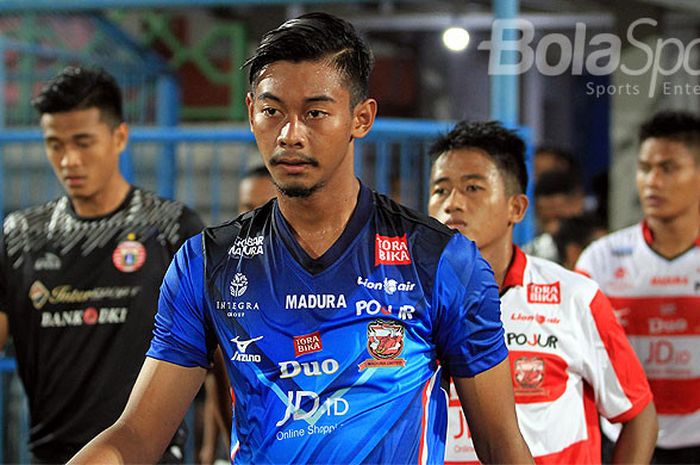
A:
[0,67,204,464]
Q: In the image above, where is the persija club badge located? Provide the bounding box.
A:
[112,234,146,273]
[374,234,411,266]
[359,319,406,370]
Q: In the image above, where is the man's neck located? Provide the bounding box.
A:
[479,236,515,291]
[277,177,361,259]
[646,211,700,259]
[71,178,131,218]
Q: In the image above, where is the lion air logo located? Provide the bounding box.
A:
[359,319,406,370]
[514,356,545,389]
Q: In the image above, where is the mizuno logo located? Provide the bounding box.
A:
[231,335,263,353]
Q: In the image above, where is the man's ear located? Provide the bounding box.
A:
[508,193,529,226]
[114,122,129,153]
[351,98,377,140]
[245,92,255,131]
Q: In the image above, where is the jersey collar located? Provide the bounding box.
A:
[641,219,700,248]
[273,181,373,275]
[501,245,527,292]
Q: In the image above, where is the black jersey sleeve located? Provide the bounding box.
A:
[0,224,8,313]
[177,206,205,249]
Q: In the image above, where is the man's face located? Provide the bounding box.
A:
[636,137,700,221]
[246,60,372,198]
[535,193,584,235]
[428,149,517,252]
[41,107,126,203]
[239,175,277,214]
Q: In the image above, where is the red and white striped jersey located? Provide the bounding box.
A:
[576,221,700,448]
[446,247,652,464]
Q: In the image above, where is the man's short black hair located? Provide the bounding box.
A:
[428,120,528,195]
[242,12,374,107]
[244,164,271,179]
[534,170,583,198]
[553,213,606,262]
[639,111,700,160]
[31,66,124,127]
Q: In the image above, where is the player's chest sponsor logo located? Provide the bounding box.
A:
[275,390,349,435]
[228,234,264,259]
[374,234,411,266]
[34,252,61,271]
[649,317,688,335]
[229,273,249,297]
[29,281,141,310]
[230,335,263,363]
[294,331,323,356]
[356,276,416,295]
[285,294,346,310]
[644,339,692,369]
[611,246,633,257]
[510,312,560,325]
[526,282,560,304]
[509,351,568,403]
[359,319,406,370]
[355,299,415,320]
[216,300,260,319]
[112,239,147,273]
[279,358,339,379]
[40,307,129,328]
[506,332,559,350]
[650,275,689,286]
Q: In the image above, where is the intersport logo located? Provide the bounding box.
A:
[479,18,700,98]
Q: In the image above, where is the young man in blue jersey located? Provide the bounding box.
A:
[69,13,532,465]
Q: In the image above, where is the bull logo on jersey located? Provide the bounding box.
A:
[112,238,146,273]
[359,319,406,370]
[229,273,248,297]
[514,356,544,389]
[29,280,50,310]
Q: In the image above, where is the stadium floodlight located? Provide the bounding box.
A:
[442,26,470,52]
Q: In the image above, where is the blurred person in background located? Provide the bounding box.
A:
[523,169,586,262]
[0,66,204,464]
[199,164,275,465]
[553,214,607,270]
[428,120,657,465]
[577,111,700,464]
[533,146,576,180]
[68,12,533,465]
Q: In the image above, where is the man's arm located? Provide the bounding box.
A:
[612,402,658,464]
[453,359,534,465]
[69,358,207,465]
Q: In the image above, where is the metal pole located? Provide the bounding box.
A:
[491,0,519,127]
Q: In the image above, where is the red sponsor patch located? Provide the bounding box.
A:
[293,331,323,357]
[374,234,411,266]
[112,240,147,273]
[526,282,561,304]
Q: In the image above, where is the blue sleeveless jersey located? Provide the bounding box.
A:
[148,184,506,465]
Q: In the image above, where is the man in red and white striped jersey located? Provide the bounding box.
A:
[429,120,658,464]
[577,111,700,463]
